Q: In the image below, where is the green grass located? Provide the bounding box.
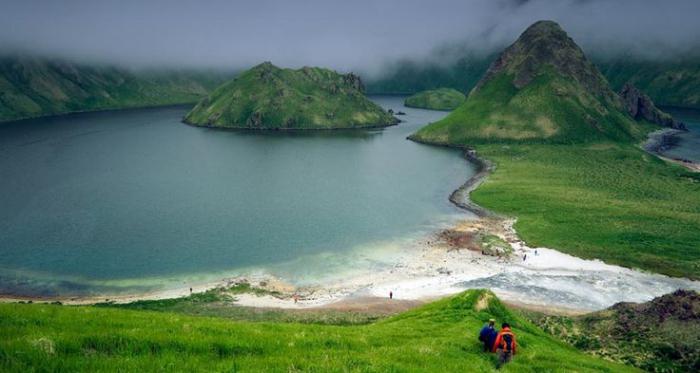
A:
[185,62,396,129]
[0,290,635,372]
[468,144,700,279]
[404,88,465,111]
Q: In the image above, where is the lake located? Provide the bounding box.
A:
[0,96,474,297]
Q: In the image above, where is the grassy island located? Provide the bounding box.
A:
[404,88,466,111]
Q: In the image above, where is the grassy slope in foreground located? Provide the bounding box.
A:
[0,290,633,372]
[404,88,466,111]
[184,62,396,129]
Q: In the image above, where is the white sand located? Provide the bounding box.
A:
[226,219,700,312]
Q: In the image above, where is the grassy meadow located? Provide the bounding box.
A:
[0,290,635,372]
[470,143,700,279]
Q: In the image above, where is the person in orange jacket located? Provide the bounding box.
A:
[492,322,517,367]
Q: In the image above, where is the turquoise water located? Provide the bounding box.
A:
[0,96,474,297]
[663,107,700,162]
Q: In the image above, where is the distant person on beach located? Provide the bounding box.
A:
[478,319,498,352]
[389,291,393,299]
[493,323,517,367]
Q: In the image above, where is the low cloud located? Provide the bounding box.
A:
[1,0,698,73]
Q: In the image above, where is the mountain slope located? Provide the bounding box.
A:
[0,55,230,122]
[0,290,635,372]
[599,57,700,109]
[184,62,397,129]
[530,290,700,371]
[410,21,648,145]
[404,87,465,111]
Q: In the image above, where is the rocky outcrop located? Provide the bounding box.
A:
[531,290,700,372]
[619,83,686,130]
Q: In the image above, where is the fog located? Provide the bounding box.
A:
[1,0,699,74]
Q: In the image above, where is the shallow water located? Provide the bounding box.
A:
[0,96,475,297]
[662,107,700,162]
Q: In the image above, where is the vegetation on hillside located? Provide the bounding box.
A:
[526,290,700,372]
[404,88,465,111]
[185,62,397,129]
[366,50,700,111]
[365,53,496,94]
[0,55,230,122]
[0,290,635,372]
[599,57,700,109]
[410,21,700,279]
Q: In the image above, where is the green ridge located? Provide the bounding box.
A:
[0,290,635,372]
[404,88,466,111]
[184,62,397,129]
[0,55,230,122]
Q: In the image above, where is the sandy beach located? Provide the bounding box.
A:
[7,215,697,316]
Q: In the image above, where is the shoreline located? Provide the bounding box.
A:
[3,129,700,315]
[643,128,700,172]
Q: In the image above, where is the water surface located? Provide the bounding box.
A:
[662,107,700,162]
[0,96,474,296]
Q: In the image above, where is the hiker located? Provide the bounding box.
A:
[478,319,498,352]
[523,254,527,261]
[493,323,517,367]
[389,291,393,299]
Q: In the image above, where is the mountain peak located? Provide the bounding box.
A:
[472,20,618,105]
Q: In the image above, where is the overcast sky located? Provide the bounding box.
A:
[1,0,699,74]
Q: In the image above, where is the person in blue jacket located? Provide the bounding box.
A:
[478,318,498,352]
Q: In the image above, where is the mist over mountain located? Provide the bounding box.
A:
[1,0,699,76]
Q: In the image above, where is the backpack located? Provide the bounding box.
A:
[501,333,514,352]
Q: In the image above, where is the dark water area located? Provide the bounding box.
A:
[662,107,700,163]
[0,97,474,297]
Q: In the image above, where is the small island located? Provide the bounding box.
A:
[404,88,465,111]
[184,62,397,129]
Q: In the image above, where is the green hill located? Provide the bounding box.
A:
[0,55,230,122]
[409,21,700,279]
[184,62,397,129]
[410,21,647,145]
[0,290,634,372]
[404,88,465,111]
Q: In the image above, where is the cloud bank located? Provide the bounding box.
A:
[1,0,698,73]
